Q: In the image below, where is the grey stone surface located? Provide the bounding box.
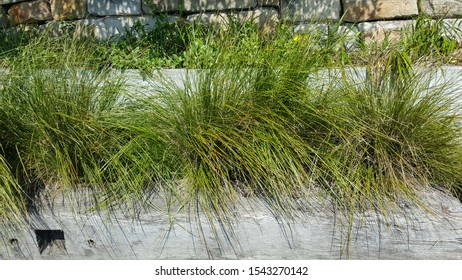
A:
[74,18,107,39]
[102,16,157,39]
[442,18,462,41]
[186,7,279,30]
[281,0,341,21]
[186,12,234,25]
[343,0,418,22]
[258,0,280,6]
[239,7,279,28]
[357,20,417,32]
[142,0,257,13]
[358,20,416,43]
[294,22,358,37]
[75,15,178,40]
[427,66,462,92]
[87,0,141,16]
[421,0,462,17]
[0,0,24,4]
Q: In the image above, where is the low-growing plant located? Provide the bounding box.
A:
[403,16,460,61]
[0,151,26,227]
[98,6,190,71]
[0,30,132,213]
[352,16,462,66]
[0,26,34,66]
[127,21,362,246]
[324,50,462,215]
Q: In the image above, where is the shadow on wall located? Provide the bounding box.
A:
[282,0,341,21]
[8,0,53,25]
[75,15,174,41]
[142,0,258,13]
[87,0,142,16]
[342,0,382,22]
[342,0,419,22]
[82,1,241,41]
[50,0,87,20]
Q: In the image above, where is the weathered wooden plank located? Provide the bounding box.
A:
[1,186,462,259]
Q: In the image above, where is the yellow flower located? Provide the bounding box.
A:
[293,34,301,42]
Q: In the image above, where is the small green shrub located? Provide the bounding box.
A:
[0,30,128,207]
[100,11,190,71]
[0,27,34,66]
[352,16,461,66]
[403,17,459,61]
[323,51,462,213]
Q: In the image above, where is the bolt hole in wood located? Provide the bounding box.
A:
[9,238,18,246]
[87,239,95,247]
[34,229,66,254]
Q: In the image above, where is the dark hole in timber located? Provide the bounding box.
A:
[87,239,95,247]
[9,238,18,246]
[34,229,65,254]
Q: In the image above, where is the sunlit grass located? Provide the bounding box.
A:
[1,16,462,257]
[0,30,131,213]
[327,52,462,207]
[0,152,26,228]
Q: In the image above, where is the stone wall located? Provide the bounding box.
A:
[0,1,462,43]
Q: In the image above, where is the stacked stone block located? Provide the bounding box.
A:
[143,0,257,12]
[8,0,52,25]
[342,0,419,22]
[87,0,141,16]
[0,0,461,44]
[281,0,341,21]
[421,0,462,18]
[51,0,86,20]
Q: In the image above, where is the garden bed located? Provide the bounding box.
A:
[2,17,462,260]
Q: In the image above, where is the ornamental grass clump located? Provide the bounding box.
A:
[130,22,353,239]
[145,20,462,249]
[136,68,316,243]
[0,152,26,228]
[323,51,462,217]
[0,30,132,216]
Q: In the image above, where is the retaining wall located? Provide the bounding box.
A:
[1,1,462,43]
[3,185,462,260]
